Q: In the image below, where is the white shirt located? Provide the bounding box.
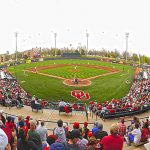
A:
[59,101,66,107]
[131,128,141,144]
[36,125,48,142]
[0,128,8,150]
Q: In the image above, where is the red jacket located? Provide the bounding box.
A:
[101,135,124,150]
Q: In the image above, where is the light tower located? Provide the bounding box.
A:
[86,31,89,55]
[54,32,57,56]
[15,32,18,62]
[125,32,129,63]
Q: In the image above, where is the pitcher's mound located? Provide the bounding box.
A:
[63,79,91,87]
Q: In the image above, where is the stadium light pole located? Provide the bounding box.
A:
[86,31,89,55]
[54,32,57,56]
[125,32,129,63]
[15,32,18,62]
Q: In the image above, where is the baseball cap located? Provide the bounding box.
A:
[73,122,79,129]
[84,122,88,126]
[87,131,93,138]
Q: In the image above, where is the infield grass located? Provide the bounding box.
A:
[40,65,108,79]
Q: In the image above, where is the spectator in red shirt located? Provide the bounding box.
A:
[109,109,116,114]
[25,116,30,129]
[5,116,13,130]
[118,118,126,137]
[0,120,12,143]
[101,123,124,150]
[141,122,150,142]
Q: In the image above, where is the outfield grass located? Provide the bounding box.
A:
[8,59,134,103]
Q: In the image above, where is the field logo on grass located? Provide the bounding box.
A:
[71,90,90,100]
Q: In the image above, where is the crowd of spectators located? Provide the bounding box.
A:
[0,111,150,150]
[89,68,150,118]
[0,69,27,108]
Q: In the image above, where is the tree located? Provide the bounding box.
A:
[132,53,139,62]
[74,49,79,53]
[56,49,61,55]
[144,56,150,64]
[80,49,85,55]
[17,52,23,59]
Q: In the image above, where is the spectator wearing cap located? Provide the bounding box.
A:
[25,116,30,129]
[73,122,80,130]
[54,119,66,143]
[118,118,126,137]
[28,120,42,150]
[88,131,93,139]
[17,129,38,150]
[100,123,124,150]
[47,135,57,145]
[0,110,6,125]
[36,121,48,143]
[73,122,83,138]
[92,121,100,135]
[41,134,57,150]
[94,123,108,140]
[82,122,89,139]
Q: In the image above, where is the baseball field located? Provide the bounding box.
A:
[8,59,135,102]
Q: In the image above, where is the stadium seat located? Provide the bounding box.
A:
[31,100,43,112]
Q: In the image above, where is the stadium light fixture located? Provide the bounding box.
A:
[125,32,129,63]
[86,30,89,55]
[54,32,57,56]
[15,32,18,62]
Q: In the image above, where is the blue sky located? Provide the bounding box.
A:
[0,0,150,56]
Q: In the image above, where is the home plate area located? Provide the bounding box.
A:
[63,78,91,87]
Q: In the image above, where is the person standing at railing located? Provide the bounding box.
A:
[28,120,42,150]
[36,121,48,143]
[54,119,66,143]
